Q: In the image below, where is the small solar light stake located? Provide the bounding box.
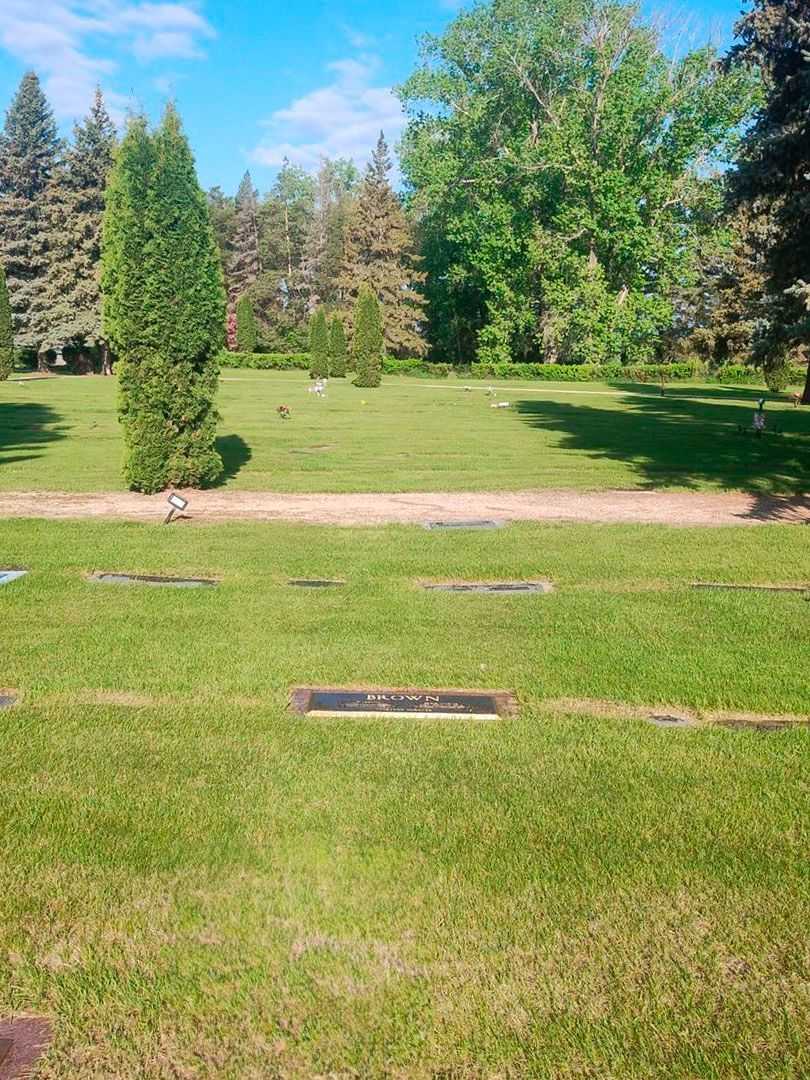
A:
[164,492,188,525]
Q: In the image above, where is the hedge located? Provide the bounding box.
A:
[216,351,806,388]
[217,351,310,370]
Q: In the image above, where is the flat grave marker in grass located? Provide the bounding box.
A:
[0,1018,52,1080]
[424,519,503,531]
[0,570,27,586]
[89,572,218,589]
[421,580,553,594]
[291,687,516,720]
[648,712,693,728]
[692,581,809,595]
[0,692,17,709]
[288,578,346,588]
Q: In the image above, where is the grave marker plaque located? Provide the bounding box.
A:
[0,1018,52,1080]
[291,687,515,720]
[0,571,27,587]
[89,572,217,589]
[424,519,503,531]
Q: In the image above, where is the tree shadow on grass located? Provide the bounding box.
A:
[514,394,810,498]
[0,402,67,469]
[214,434,252,485]
[606,383,793,405]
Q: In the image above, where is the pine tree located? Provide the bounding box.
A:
[728,0,810,400]
[229,170,262,304]
[352,286,383,387]
[340,133,426,357]
[309,308,329,378]
[0,260,13,380]
[329,315,347,377]
[302,158,358,311]
[102,107,226,493]
[0,72,60,364]
[41,87,116,371]
[236,294,258,352]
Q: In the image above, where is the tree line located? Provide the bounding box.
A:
[0,0,807,400]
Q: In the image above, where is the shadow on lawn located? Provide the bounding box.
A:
[514,394,810,498]
[607,382,795,405]
[0,401,66,468]
[214,433,252,484]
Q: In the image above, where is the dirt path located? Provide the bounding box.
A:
[0,488,808,526]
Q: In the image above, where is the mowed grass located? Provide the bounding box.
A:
[2,369,810,493]
[1,518,809,1078]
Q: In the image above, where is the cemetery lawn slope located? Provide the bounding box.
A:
[0,518,808,1077]
[1,369,809,493]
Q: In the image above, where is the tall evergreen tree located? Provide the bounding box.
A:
[340,133,426,357]
[252,159,315,350]
[0,260,13,380]
[309,308,329,378]
[352,286,383,387]
[329,315,347,377]
[206,185,236,290]
[42,87,116,371]
[229,170,262,304]
[236,294,258,352]
[728,0,810,401]
[303,157,359,311]
[102,107,226,492]
[0,72,60,363]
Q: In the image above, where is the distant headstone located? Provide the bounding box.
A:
[291,687,516,720]
[89,572,217,589]
[424,520,503,531]
[0,694,17,709]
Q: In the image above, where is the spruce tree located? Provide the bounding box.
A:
[352,286,383,387]
[329,315,347,377]
[309,308,329,378]
[0,260,13,380]
[229,170,262,304]
[0,72,60,363]
[42,87,116,370]
[340,133,426,357]
[236,294,258,352]
[102,107,226,493]
[728,0,810,401]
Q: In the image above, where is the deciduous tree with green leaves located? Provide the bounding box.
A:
[309,307,329,378]
[102,106,226,493]
[0,259,13,380]
[352,286,383,387]
[329,315,348,377]
[400,0,757,366]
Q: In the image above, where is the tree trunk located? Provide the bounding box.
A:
[36,350,49,373]
[101,342,113,376]
[802,363,810,405]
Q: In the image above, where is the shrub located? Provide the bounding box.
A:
[353,287,383,388]
[235,295,258,353]
[329,316,347,377]
[102,108,224,494]
[309,308,329,379]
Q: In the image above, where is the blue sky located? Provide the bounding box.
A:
[0,0,746,195]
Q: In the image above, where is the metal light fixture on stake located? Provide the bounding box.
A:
[164,493,188,525]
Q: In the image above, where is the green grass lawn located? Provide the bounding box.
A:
[1,518,809,1077]
[2,369,809,493]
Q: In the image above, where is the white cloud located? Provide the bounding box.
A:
[0,0,214,119]
[250,54,406,174]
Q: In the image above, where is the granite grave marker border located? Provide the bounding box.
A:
[291,687,516,720]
